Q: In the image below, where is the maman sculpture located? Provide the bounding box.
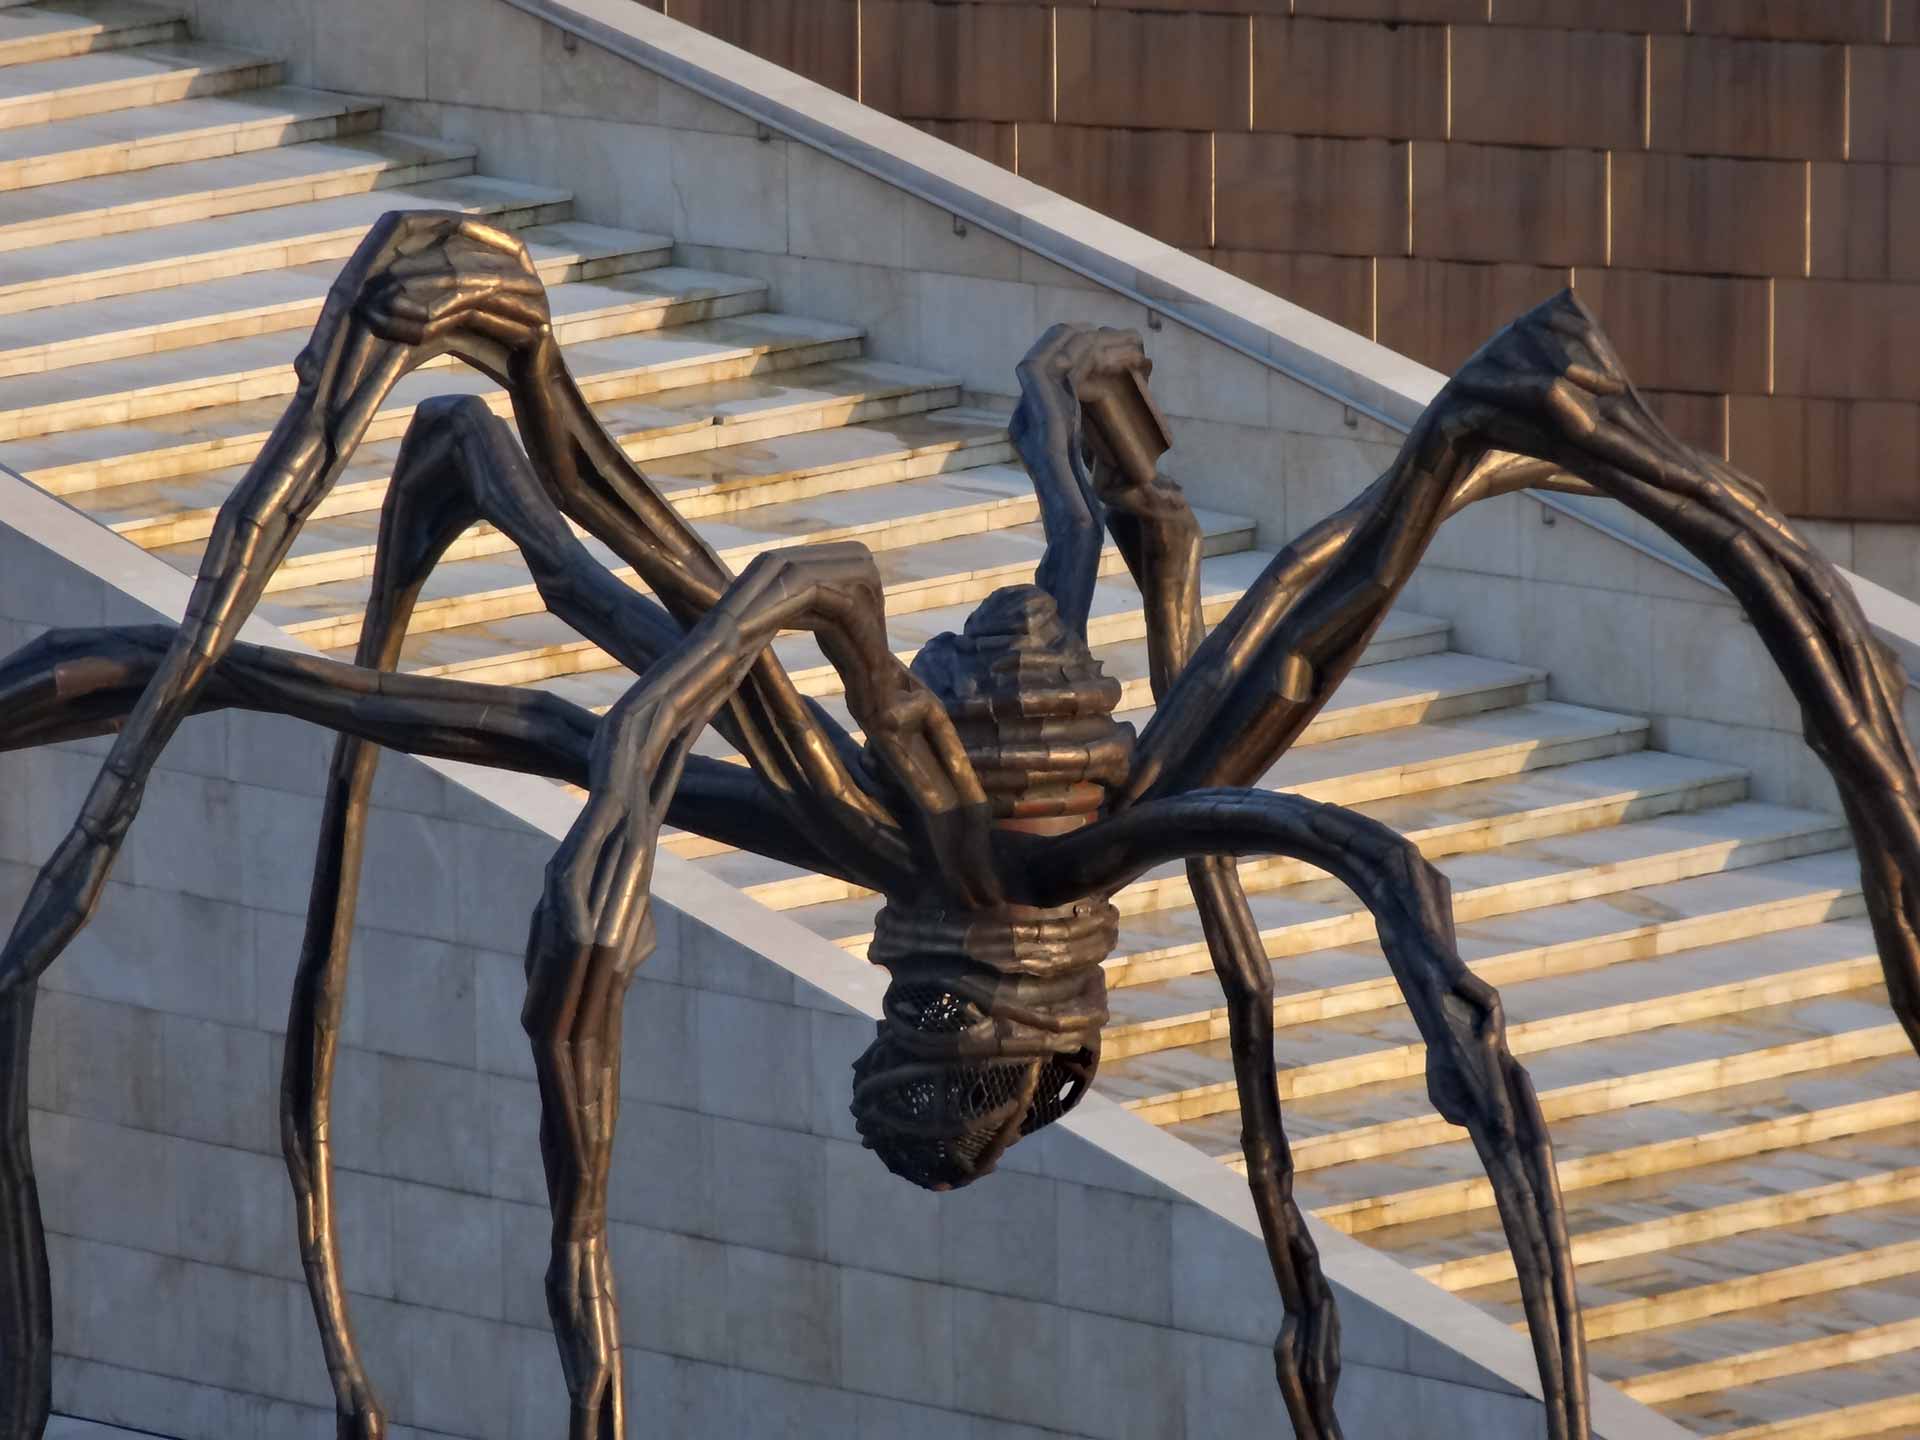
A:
[0,211,1916,1440]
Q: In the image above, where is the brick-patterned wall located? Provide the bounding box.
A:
[643,0,1920,526]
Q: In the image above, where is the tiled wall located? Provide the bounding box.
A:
[647,0,1920,528]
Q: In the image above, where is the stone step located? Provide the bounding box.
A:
[1312,1057,1920,1235]
[18,352,952,505]
[0,129,475,270]
[0,264,776,440]
[0,171,575,317]
[0,2,184,70]
[105,404,1008,558]
[0,222,673,378]
[1091,798,1853,989]
[654,559,1450,863]
[1110,923,1888,1123]
[341,507,1258,680]
[0,297,854,449]
[245,455,1041,597]
[1567,1235,1920,1345]
[698,651,1569,909]
[1422,1167,1920,1293]
[0,84,382,194]
[731,701,1673,922]
[69,364,975,548]
[1619,1318,1920,1409]
[0,41,277,134]
[1721,1393,1920,1440]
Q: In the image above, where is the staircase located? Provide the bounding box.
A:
[1,4,1917,1437]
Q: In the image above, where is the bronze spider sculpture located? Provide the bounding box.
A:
[0,212,1917,1440]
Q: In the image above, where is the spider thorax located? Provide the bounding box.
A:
[852,585,1133,1191]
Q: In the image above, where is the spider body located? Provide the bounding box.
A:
[0,211,1917,1440]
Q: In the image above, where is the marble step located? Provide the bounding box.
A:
[70,364,974,549]
[0,298,855,448]
[0,129,475,268]
[720,699,1674,920]
[0,171,575,317]
[17,353,952,509]
[654,569,1452,863]
[1108,922,1889,1122]
[805,799,1851,988]
[697,651,1570,908]
[0,84,381,194]
[1094,798,1853,989]
[240,454,1040,596]
[360,508,1258,684]
[1619,1318,1920,1409]
[1439,1165,1920,1300]
[0,2,184,70]
[1299,1037,1920,1233]
[0,223,673,378]
[1719,1392,1920,1440]
[1109,838,1859,1062]
[0,41,277,134]
[102,404,1006,559]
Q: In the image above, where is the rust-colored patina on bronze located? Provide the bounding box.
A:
[1,213,1917,1440]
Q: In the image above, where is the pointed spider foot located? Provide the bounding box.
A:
[337,1407,386,1440]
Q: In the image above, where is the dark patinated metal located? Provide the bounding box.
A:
[1,211,1917,1440]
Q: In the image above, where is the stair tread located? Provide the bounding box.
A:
[365,508,1255,674]
[0,128,472,254]
[0,171,571,311]
[1092,799,1848,970]
[1660,1362,1920,1438]
[25,353,953,502]
[71,363,975,537]
[1106,802,1844,1030]
[695,649,1571,881]
[0,37,266,110]
[1099,924,1886,1107]
[0,1,180,64]
[0,221,670,363]
[0,284,801,414]
[0,83,360,170]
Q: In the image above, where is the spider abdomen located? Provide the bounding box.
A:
[908,583,1133,833]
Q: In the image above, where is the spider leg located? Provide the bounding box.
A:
[0,211,553,1005]
[1033,790,1590,1440]
[521,542,980,1436]
[1014,323,1346,1426]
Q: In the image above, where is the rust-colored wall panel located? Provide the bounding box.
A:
[1055,8,1249,131]
[1804,163,1920,282]
[1895,5,1920,43]
[1210,249,1377,336]
[1451,26,1646,149]
[911,119,1019,171]
[1730,396,1920,521]
[1611,153,1808,278]
[1490,0,1687,30]
[1377,258,1572,373]
[861,1,1052,122]
[1251,17,1447,140]
[663,0,858,94]
[1849,45,1920,164]
[1775,279,1920,402]
[1295,0,1485,19]
[1570,269,1771,393]
[1645,390,1730,458]
[1411,142,1606,267]
[1691,0,1887,42]
[1018,125,1213,249]
[1649,35,1848,160]
[1215,133,1408,256]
